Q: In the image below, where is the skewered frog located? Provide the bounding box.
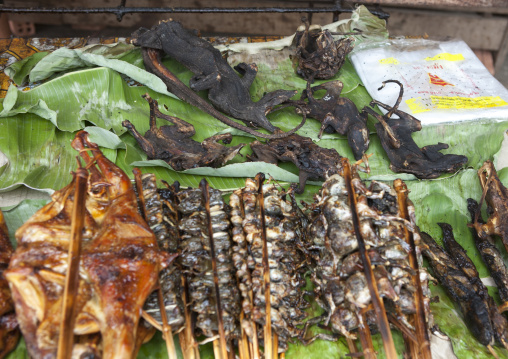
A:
[248,133,343,194]
[0,210,19,359]
[122,93,244,171]
[133,19,305,138]
[293,18,355,80]
[299,79,369,160]
[363,80,468,178]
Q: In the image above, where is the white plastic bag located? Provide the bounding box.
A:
[350,38,508,125]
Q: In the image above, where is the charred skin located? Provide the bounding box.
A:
[133,20,306,139]
[137,174,185,331]
[293,19,354,80]
[122,94,244,171]
[363,81,467,179]
[299,80,369,160]
[420,231,495,346]
[249,133,343,194]
[177,187,241,342]
[305,172,431,343]
[229,178,309,351]
[0,210,19,359]
[467,198,508,308]
[477,161,508,253]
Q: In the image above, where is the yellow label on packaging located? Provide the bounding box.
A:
[379,57,399,65]
[406,98,430,113]
[425,53,465,62]
[430,96,508,109]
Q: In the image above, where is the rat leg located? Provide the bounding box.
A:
[121,120,157,158]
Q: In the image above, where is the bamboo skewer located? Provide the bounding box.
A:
[343,160,397,359]
[180,276,199,359]
[57,161,89,359]
[200,179,229,359]
[394,179,432,359]
[133,169,178,359]
[357,311,376,359]
[256,173,273,359]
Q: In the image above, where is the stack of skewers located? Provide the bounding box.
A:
[0,132,452,359]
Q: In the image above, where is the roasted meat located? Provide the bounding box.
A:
[304,163,432,357]
[5,131,176,358]
[299,80,369,160]
[0,210,19,359]
[230,175,308,353]
[136,173,185,331]
[249,133,343,194]
[474,161,508,253]
[421,226,508,349]
[132,19,306,138]
[468,198,508,311]
[363,80,467,178]
[177,184,242,346]
[123,94,244,171]
[293,18,355,80]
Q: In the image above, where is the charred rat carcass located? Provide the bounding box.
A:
[248,133,343,194]
[132,20,305,138]
[293,18,355,80]
[122,94,244,171]
[363,80,468,178]
[299,80,369,160]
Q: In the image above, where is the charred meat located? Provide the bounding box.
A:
[0,210,19,359]
[305,164,432,351]
[136,173,185,331]
[230,175,308,353]
[293,18,355,80]
[249,133,343,194]
[474,161,508,253]
[299,79,369,160]
[123,94,244,171]
[363,80,467,178]
[132,20,306,138]
[468,198,508,311]
[421,226,508,349]
[177,185,242,345]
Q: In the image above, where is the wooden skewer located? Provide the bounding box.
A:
[346,337,358,355]
[133,168,178,359]
[256,173,273,359]
[57,162,89,359]
[238,310,251,359]
[343,160,397,359]
[180,275,199,359]
[273,332,279,359]
[394,179,432,359]
[200,179,228,359]
[357,311,376,359]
